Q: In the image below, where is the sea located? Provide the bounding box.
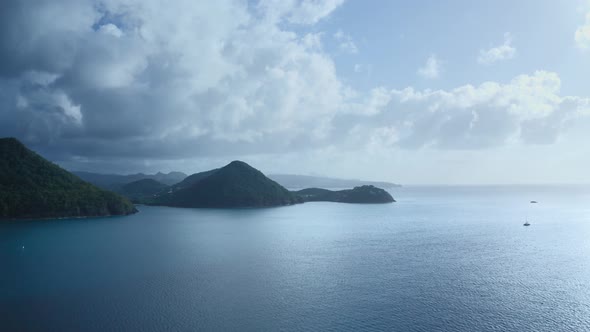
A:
[2,185,590,331]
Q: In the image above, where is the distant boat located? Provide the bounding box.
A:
[523,218,531,226]
[530,200,538,204]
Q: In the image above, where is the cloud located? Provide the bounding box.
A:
[575,13,590,49]
[343,71,590,150]
[0,0,349,161]
[97,23,123,38]
[334,29,358,54]
[353,63,372,76]
[1,0,589,175]
[477,33,516,65]
[417,54,442,79]
[258,0,344,25]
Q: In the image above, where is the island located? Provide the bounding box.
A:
[153,161,302,208]
[293,186,395,203]
[0,138,137,219]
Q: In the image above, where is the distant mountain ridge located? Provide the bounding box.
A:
[0,138,136,219]
[73,170,187,189]
[269,174,400,189]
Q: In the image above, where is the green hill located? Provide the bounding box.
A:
[0,138,137,219]
[116,179,169,204]
[154,161,301,208]
[293,185,395,203]
[169,168,219,191]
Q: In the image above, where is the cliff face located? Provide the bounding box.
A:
[0,138,137,219]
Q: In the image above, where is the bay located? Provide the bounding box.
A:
[2,186,590,331]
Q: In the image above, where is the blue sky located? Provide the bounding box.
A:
[1,0,590,184]
[318,0,589,95]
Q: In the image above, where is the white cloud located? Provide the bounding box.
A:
[334,29,358,54]
[478,33,516,65]
[354,87,392,115]
[353,63,372,75]
[417,54,442,79]
[368,126,399,150]
[301,33,323,50]
[257,0,344,25]
[97,23,123,38]
[288,0,345,24]
[575,13,590,49]
[346,71,590,149]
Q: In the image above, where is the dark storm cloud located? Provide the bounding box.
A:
[0,0,94,77]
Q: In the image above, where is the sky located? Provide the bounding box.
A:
[1,0,590,185]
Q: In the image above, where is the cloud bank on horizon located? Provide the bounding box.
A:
[0,0,589,184]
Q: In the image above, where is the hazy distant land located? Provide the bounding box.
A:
[269,174,401,190]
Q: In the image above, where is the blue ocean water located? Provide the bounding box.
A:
[2,186,590,331]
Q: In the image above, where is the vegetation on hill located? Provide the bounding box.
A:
[293,185,395,203]
[150,161,394,208]
[154,161,301,208]
[0,137,394,215]
[169,169,219,191]
[0,138,137,219]
[116,179,169,204]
